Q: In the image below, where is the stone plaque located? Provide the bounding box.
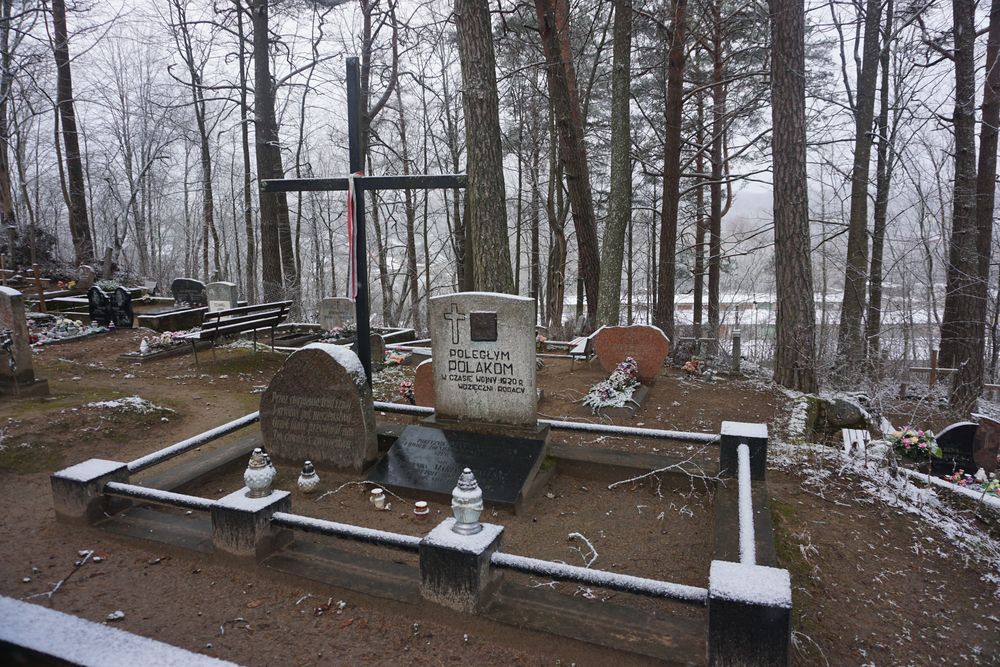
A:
[1,286,37,386]
[593,324,670,384]
[973,416,1000,473]
[87,287,113,327]
[430,292,537,426]
[206,281,238,312]
[414,358,434,407]
[319,297,355,331]
[931,421,978,474]
[367,425,547,506]
[171,278,207,307]
[259,343,377,471]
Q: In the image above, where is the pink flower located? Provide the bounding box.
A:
[917,430,924,437]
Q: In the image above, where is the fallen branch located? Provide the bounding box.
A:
[23,549,93,606]
[568,532,598,568]
[316,480,407,504]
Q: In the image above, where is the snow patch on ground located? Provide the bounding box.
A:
[771,442,1000,593]
[84,396,172,414]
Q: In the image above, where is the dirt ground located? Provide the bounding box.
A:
[1,328,999,665]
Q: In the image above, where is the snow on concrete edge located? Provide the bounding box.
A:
[422,517,503,553]
[709,560,791,608]
[721,421,769,439]
[0,596,240,667]
[53,459,127,482]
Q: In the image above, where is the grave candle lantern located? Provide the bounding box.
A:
[450,468,483,535]
[369,488,386,510]
[244,447,275,498]
[413,500,429,522]
[297,461,320,494]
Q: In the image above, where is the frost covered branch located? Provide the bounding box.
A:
[567,532,598,568]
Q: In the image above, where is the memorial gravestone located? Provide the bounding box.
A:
[206,282,238,312]
[0,286,48,396]
[972,416,1000,473]
[87,287,134,328]
[259,343,378,471]
[76,265,96,290]
[429,292,537,427]
[369,292,547,508]
[319,297,355,331]
[593,324,670,384]
[171,278,207,307]
[931,422,978,474]
[413,359,434,407]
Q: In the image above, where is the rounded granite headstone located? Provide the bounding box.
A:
[593,324,670,384]
[414,358,435,408]
[259,343,377,471]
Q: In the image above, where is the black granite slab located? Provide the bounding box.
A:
[931,421,978,474]
[367,424,547,506]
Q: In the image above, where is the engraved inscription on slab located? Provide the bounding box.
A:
[430,293,537,427]
[260,343,377,471]
[367,425,547,505]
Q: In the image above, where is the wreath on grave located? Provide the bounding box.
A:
[581,357,640,414]
[887,426,941,462]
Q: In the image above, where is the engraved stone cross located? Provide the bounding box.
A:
[444,303,466,344]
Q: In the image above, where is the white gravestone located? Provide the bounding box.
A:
[429,292,537,427]
[0,286,48,396]
[206,281,238,313]
[319,297,355,331]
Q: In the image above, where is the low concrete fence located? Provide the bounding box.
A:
[51,414,791,665]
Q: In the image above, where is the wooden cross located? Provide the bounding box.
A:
[261,57,466,384]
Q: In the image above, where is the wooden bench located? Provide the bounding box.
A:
[180,300,292,365]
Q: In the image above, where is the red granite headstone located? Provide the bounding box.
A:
[414,359,435,408]
[593,325,670,384]
[973,416,1000,473]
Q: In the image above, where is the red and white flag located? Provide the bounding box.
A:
[346,170,363,300]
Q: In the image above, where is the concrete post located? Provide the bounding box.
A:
[419,518,504,614]
[50,459,130,525]
[731,330,741,374]
[211,488,291,561]
[720,421,768,480]
[708,560,792,666]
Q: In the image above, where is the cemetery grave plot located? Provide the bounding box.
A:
[4,333,1000,664]
[175,454,716,619]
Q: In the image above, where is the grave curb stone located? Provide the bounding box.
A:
[419,518,504,614]
[719,421,768,480]
[211,488,292,561]
[50,459,130,525]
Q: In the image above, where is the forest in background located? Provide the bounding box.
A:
[0,0,997,409]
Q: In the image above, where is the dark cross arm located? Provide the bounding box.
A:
[260,174,467,193]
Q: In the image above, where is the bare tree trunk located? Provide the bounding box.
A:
[545,105,566,329]
[51,0,94,264]
[654,0,686,340]
[708,2,725,343]
[943,0,984,412]
[456,0,514,293]
[693,90,705,338]
[836,0,883,369]
[596,0,632,326]
[0,0,16,254]
[535,0,600,324]
[236,0,256,302]
[770,0,817,392]
[395,79,421,329]
[864,0,895,363]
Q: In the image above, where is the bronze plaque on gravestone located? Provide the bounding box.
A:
[469,311,498,342]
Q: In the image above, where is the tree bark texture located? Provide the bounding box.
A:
[51,0,94,265]
[251,0,296,303]
[236,0,256,302]
[864,0,894,362]
[653,0,686,341]
[535,0,600,324]
[836,0,883,370]
[942,0,984,412]
[769,0,817,392]
[596,0,632,327]
[455,0,514,294]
